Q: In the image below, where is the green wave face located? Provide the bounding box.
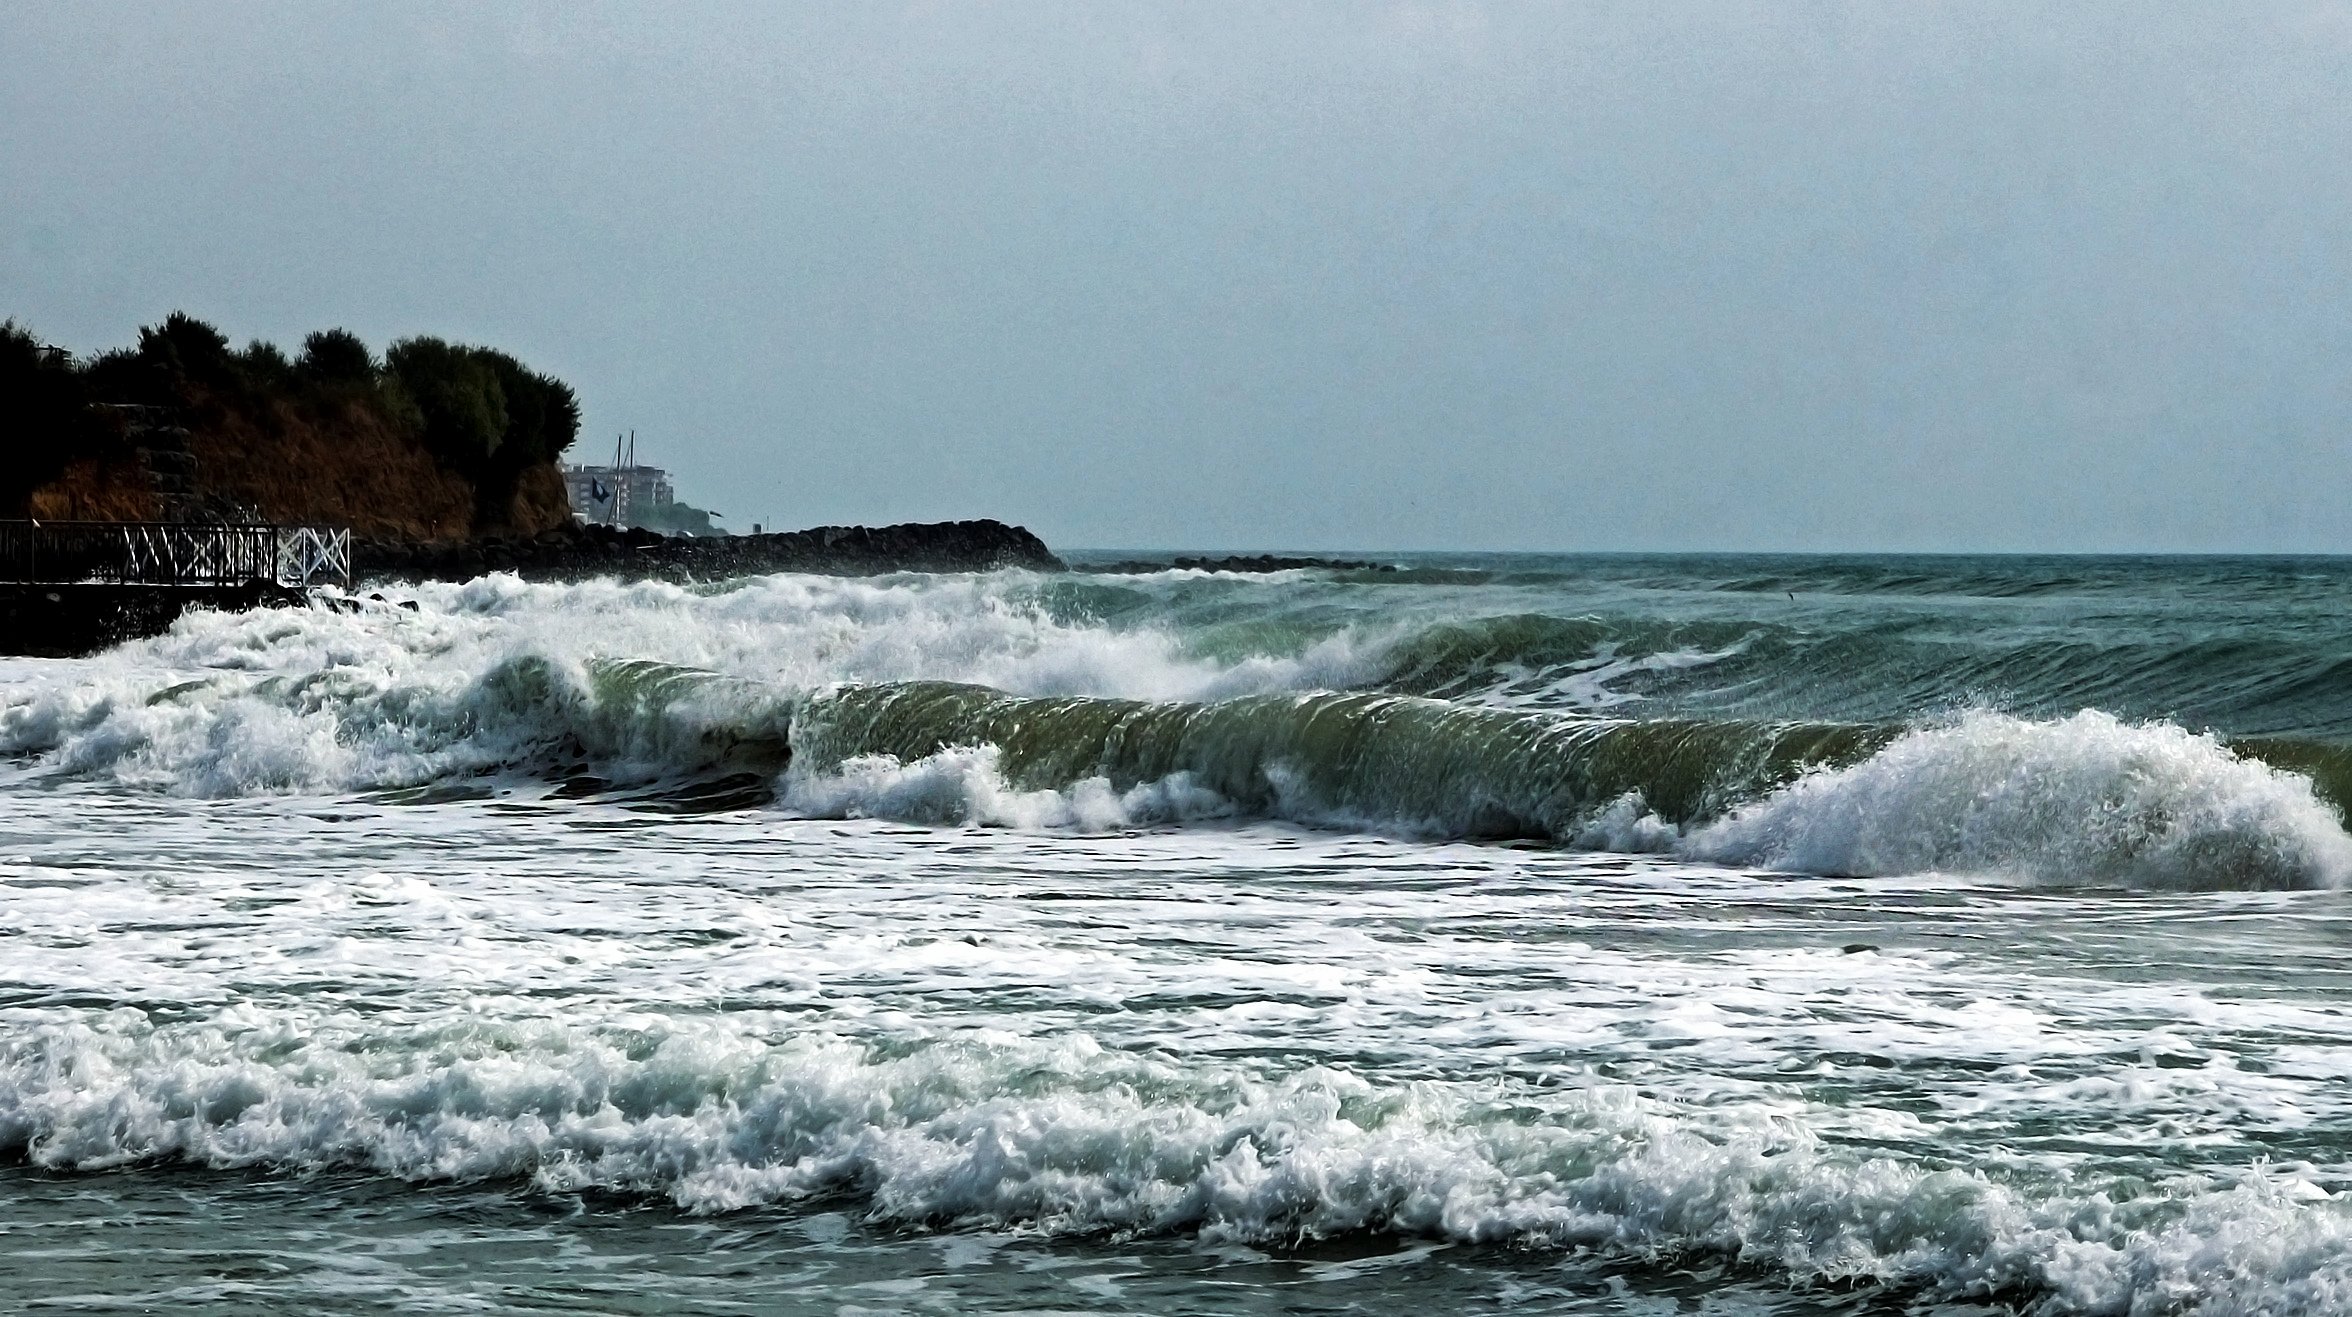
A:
[794,681,1880,839]
[1339,610,2352,741]
[11,556,2352,885]
[1039,555,2352,741]
[786,683,2352,888]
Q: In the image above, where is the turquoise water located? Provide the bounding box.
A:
[4,554,2351,1313]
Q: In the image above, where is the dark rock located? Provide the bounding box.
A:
[352,519,1065,584]
[0,581,306,657]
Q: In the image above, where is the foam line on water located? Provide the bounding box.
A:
[3,1008,2349,1314]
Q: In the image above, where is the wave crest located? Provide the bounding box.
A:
[1687,710,2352,889]
[783,746,1232,831]
[6,1008,2351,1313]
[4,577,2348,887]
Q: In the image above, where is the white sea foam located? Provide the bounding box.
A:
[783,746,1232,831]
[1569,791,1682,853]
[0,572,1373,795]
[3,1008,2349,1313]
[1686,710,2352,889]
[5,775,2351,1312]
[1519,640,1753,711]
[3,581,2349,893]
[10,563,2352,1312]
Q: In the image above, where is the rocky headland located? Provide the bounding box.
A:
[0,314,1071,653]
[357,518,1063,582]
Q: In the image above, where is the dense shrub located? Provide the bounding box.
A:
[239,340,295,390]
[137,312,237,386]
[478,349,581,469]
[384,336,509,471]
[77,346,170,408]
[297,328,375,384]
[383,336,580,522]
[0,322,105,513]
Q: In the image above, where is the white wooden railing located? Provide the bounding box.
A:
[0,522,351,589]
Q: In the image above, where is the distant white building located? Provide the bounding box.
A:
[565,433,724,534]
[563,461,673,527]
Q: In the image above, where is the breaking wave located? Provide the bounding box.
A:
[4,1007,2350,1314]
[790,689,2352,888]
[1,573,2349,886]
[783,745,1233,831]
[787,681,1865,838]
[1686,711,2352,889]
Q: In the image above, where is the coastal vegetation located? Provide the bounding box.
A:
[0,314,580,538]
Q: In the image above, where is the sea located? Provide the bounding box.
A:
[4,552,2351,1315]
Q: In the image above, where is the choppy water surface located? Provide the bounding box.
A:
[4,553,2352,1313]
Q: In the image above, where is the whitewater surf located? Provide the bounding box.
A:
[6,553,2352,1312]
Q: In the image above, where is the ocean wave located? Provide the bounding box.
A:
[4,1008,2349,1314]
[783,745,1233,831]
[1355,608,2352,736]
[1358,612,1760,708]
[795,689,2351,887]
[9,645,2347,888]
[1685,711,2352,889]
[0,570,1372,794]
[2,577,2348,887]
[0,651,795,795]
[790,681,1870,839]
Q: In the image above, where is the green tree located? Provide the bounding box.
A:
[239,339,295,389]
[136,312,236,385]
[297,328,375,384]
[2,312,585,528]
[385,336,508,473]
[474,349,581,467]
[0,321,104,514]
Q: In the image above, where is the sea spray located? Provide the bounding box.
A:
[0,570,1372,792]
[0,651,794,795]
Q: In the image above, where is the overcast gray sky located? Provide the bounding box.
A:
[5,3,2348,552]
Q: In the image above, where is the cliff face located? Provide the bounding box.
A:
[27,455,164,522]
[21,393,573,540]
[4,315,580,541]
[186,394,481,538]
[179,393,567,540]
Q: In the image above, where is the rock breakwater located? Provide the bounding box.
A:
[355,519,1064,583]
